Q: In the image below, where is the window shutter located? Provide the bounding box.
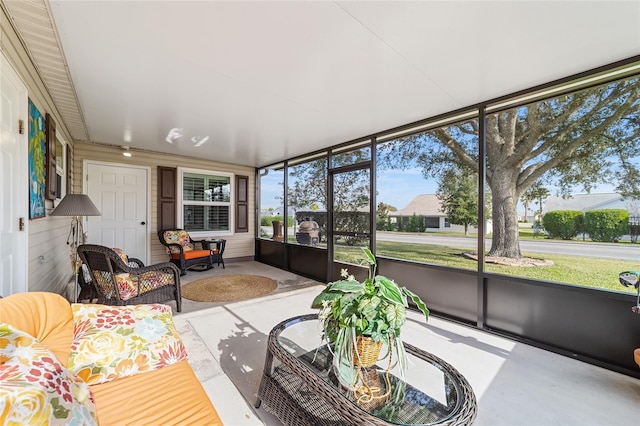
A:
[45,113,57,200]
[236,175,248,232]
[66,145,72,195]
[158,166,176,229]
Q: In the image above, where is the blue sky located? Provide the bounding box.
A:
[376,167,436,209]
[260,167,436,211]
[260,167,619,214]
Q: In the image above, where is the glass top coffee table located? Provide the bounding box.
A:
[256,314,477,426]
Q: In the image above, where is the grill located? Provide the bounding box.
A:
[296,220,320,246]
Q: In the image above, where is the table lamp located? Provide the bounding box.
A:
[51,193,101,302]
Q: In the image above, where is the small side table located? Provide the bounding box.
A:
[204,238,226,269]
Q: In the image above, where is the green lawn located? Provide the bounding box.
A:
[274,229,637,293]
[334,241,637,293]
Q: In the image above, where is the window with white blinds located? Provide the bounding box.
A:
[180,170,232,233]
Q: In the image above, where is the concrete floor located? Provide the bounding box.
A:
[172,261,640,426]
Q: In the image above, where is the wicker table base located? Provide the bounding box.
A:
[255,314,477,426]
[259,367,345,426]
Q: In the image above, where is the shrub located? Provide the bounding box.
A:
[630,217,640,243]
[584,209,629,242]
[543,210,583,240]
[334,211,369,245]
[406,214,425,233]
[376,217,390,231]
[260,216,281,226]
[260,216,294,227]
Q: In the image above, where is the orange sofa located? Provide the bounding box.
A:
[0,292,222,425]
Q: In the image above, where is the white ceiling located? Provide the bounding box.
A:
[12,1,640,167]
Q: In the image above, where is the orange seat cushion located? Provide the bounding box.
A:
[0,292,73,366]
[171,249,211,261]
[90,360,221,425]
[635,348,640,368]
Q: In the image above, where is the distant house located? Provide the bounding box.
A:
[260,206,297,217]
[390,194,490,233]
[259,207,282,217]
[393,194,447,229]
[518,210,537,223]
[542,193,632,214]
[389,194,464,232]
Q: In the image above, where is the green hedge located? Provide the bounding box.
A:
[543,210,583,240]
[260,216,294,227]
[294,211,327,229]
[584,209,629,242]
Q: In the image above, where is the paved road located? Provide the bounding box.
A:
[375,232,640,261]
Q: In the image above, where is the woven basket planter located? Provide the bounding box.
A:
[353,335,383,367]
[354,367,390,410]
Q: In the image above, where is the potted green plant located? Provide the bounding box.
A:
[311,247,430,395]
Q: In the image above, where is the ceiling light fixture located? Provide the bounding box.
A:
[166,128,183,144]
[122,146,132,157]
[191,135,209,147]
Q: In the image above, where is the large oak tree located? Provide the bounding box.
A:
[383,76,639,258]
[280,75,639,259]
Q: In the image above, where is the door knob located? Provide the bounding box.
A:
[140,221,146,225]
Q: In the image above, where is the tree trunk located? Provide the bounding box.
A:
[488,172,522,258]
[464,223,469,236]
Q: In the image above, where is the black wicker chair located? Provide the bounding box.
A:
[77,264,99,302]
[77,244,182,312]
[157,229,214,275]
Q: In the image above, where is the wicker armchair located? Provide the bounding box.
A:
[158,229,214,275]
[77,244,182,312]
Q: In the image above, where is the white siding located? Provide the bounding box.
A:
[2,7,77,295]
[73,143,255,265]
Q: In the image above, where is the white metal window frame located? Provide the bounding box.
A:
[177,167,234,237]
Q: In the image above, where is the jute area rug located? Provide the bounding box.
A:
[181,275,278,302]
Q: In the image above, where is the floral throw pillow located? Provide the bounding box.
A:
[0,323,98,425]
[114,273,137,301]
[111,247,129,264]
[163,230,194,253]
[68,303,188,385]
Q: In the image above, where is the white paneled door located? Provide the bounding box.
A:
[85,162,149,263]
[0,54,28,297]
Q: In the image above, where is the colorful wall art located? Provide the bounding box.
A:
[29,99,46,219]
